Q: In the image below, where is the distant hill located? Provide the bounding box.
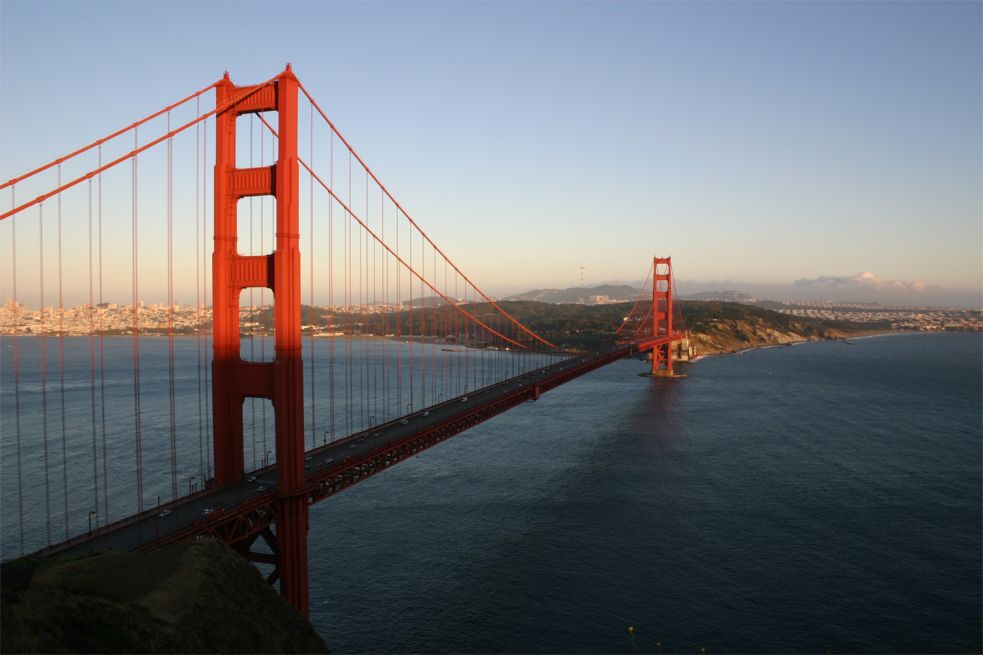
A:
[506,284,641,304]
[680,290,758,304]
[467,299,879,353]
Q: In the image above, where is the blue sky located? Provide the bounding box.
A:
[2,1,980,305]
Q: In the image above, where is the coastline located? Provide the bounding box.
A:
[685,329,903,364]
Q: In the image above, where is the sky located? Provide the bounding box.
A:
[1,0,981,307]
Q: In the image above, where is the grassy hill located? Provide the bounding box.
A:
[240,300,880,355]
[482,300,878,353]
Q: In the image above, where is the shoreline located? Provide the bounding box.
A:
[684,329,904,365]
[687,327,966,363]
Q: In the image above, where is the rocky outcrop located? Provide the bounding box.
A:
[1,539,329,654]
[688,316,844,356]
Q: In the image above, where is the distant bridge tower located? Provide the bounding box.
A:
[212,66,309,616]
[650,256,679,377]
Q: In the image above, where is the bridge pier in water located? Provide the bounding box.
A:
[212,66,309,616]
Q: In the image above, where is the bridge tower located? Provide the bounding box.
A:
[212,66,309,616]
[650,256,676,377]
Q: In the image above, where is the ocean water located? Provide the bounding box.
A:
[2,332,980,653]
[304,332,982,653]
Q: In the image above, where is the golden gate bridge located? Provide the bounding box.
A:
[0,66,686,617]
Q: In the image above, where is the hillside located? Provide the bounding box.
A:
[486,299,875,353]
[240,300,878,355]
[505,284,640,304]
[1,540,329,654]
[678,300,867,355]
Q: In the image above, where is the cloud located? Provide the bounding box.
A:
[793,272,931,293]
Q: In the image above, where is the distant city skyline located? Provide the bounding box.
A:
[2,1,980,308]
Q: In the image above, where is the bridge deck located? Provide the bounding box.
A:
[41,345,635,560]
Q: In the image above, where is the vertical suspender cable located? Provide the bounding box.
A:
[381,188,388,420]
[408,226,413,411]
[420,231,426,406]
[361,172,368,426]
[203,118,212,478]
[249,117,257,468]
[471,284,476,389]
[459,273,464,393]
[473,286,478,390]
[167,112,178,500]
[309,101,316,449]
[11,188,24,553]
[368,173,375,425]
[57,165,69,539]
[436,250,441,399]
[419,236,425,409]
[437,257,442,400]
[396,207,402,416]
[346,150,353,436]
[201,119,215,476]
[472,285,477,388]
[358,163,363,429]
[444,259,448,402]
[360,173,365,429]
[430,246,435,398]
[457,275,461,386]
[132,128,144,513]
[87,179,99,527]
[98,146,108,521]
[367,175,374,424]
[444,256,449,395]
[39,203,51,545]
[260,127,267,459]
[195,100,205,481]
[364,171,370,427]
[365,176,381,425]
[420,241,424,409]
[481,286,487,387]
[328,130,335,443]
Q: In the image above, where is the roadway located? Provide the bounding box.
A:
[42,344,635,560]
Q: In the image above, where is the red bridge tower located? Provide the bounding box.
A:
[650,256,675,376]
[212,66,309,616]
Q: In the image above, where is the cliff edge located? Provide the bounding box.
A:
[1,539,329,654]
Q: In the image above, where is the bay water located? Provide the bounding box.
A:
[2,332,980,652]
[305,332,981,653]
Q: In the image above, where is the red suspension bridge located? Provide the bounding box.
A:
[0,67,686,617]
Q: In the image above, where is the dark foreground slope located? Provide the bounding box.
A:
[1,539,329,654]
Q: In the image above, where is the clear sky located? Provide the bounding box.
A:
[2,1,981,306]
